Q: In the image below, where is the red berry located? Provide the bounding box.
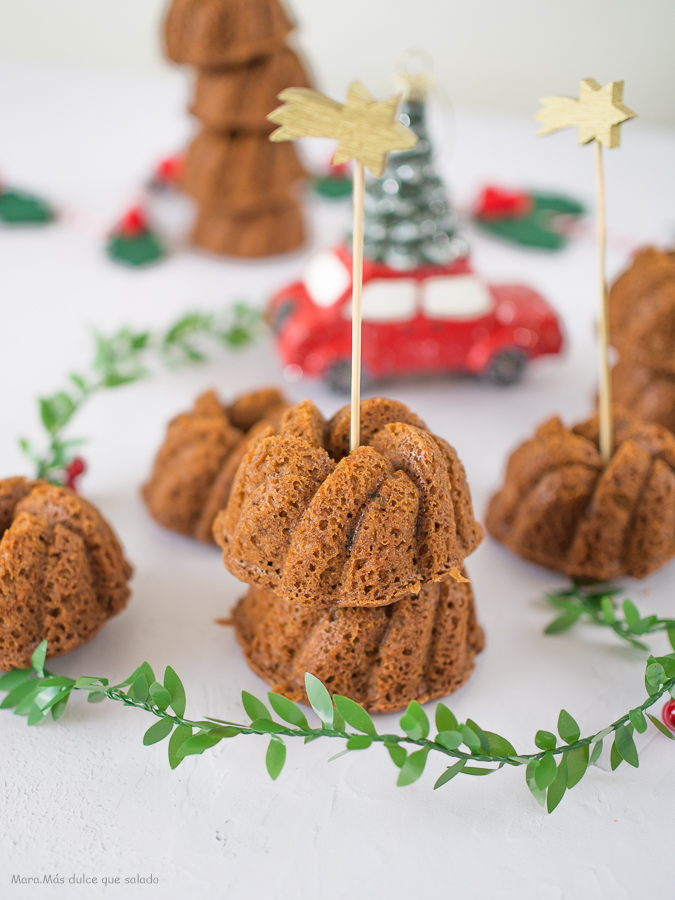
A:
[117,206,147,237]
[65,457,86,492]
[663,699,675,731]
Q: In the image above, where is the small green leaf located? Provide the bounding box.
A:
[143,718,174,745]
[248,718,287,734]
[304,673,333,727]
[546,755,568,813]
[435,730,463,751]
[622,599,640,631]
[163,666,186,718]
[465,719,491,754]
[168,725,193,769]
[610,740,623,771]
[557,709,580,744]
[667,628,675,651]
[346,735,373,750]
[74,676,109,690]
[601,596,616,623]
[462,765,500,776]
[435,702,458,734]
[628,708,647,734]
[333,695,376,735]
[266,737,286,780]
[646,712,675,740]
[138,662,156,687]
[87,690,106,703]
[30,641,48,677]
[434,759,466,789]
[399,700,430,740]
[614,725,640,769]
[566,745,589,788]
[397,746,430,787]
[590,739,604,765]
[51,695,69,721]
[459,724,481,753]
[268,692,309,730]
[526,761,546,808]
[485,731,517,757]
[545,611,581,634]
[149,682,171,711]
[128,674,149,702]
[2,675,39,710]
[534,751,557,790]
[241,691,271,723]
[176,730,223,760]
[535,730,557,751]
[331,705,346,733]
[0,668,34,693]
[385,742,406,768]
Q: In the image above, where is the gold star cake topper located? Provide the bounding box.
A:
[267,81,418,177]
[535,78,636,148]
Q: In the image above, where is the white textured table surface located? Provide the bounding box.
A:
[2,64,675,900]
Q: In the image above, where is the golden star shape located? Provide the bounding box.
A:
[268,82,417,177]
[535,78,636,148]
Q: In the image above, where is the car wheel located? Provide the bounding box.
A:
[324,360,373,394]
[483,348,529,386]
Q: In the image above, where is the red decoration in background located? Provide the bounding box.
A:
[476,186,533,220]
[65,457,86,492]
[663,699,675,731]
[151,154,185,188]
[114,206,148,238]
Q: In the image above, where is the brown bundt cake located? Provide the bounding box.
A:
[609,247,675,373]
[142,387,289,543]
[191,201,305,258]
[164,0,293,69]
[191,48,311,133]
[0,478,132,669]
[233,572,484,713]
[182,131,306,215]
[485,407,675,580]
[612,359,675,434]
[214,398,484,607]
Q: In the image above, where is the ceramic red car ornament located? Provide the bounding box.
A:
[268,246,564,392]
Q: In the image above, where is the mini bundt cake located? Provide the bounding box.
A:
[485,407,675,580]
[0,477,132,669]
[142,387,289,543]
[164,0,293,69]
[214,398,484,607]
[609,247,675,373]
[233,572,484,713]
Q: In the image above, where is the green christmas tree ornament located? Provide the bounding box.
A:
[0,186,54,225]
[360,74,468,270]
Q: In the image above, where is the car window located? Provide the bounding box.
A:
[303,250,351,307]
[422,276,493,319]
[343,279,417,322]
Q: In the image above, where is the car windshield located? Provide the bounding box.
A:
[422,275,493,319]
[304,251,351,307]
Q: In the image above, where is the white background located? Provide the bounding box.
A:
[0,0,674,125]
[1,7,675,899]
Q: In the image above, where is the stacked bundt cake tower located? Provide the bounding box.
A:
[164,0,310,256]
[610,247,675,433]
[143,392,485,712]
[213,396,485,713]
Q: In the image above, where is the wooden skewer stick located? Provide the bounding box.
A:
[350,161,365,452]
[267,81,417,449]
[595,140,613,464]
[535,78,636,464]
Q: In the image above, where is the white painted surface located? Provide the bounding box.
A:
[0,0,674,126]
[1,64,675,900]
